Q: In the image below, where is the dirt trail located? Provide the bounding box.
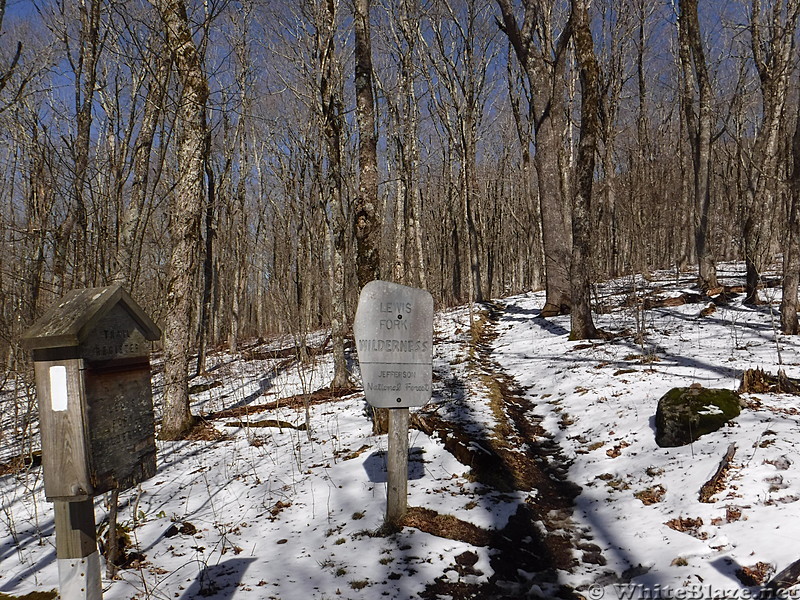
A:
[409,302,603,599]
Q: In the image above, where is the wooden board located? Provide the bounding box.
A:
[84,364,157,494]
[54,499,97,559]
[35,359,93,500]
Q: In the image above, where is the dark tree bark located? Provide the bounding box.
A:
[353,0,380,288]
[354,0,386,432]
[24,126,50,322]
[0,0,23,101]
[569,0,599,340]
[154,0,210,440]
[195,148,215,375]
[53,0,102,292]
[496,0,573,316]
[781,101,800,334]
[743,0,799,305]
[677,0,718,291]
[506,51,543,290]
[320,0,350,389]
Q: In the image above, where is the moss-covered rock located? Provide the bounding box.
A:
[655,386,741,447]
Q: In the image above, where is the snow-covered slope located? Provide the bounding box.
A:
[1,265,799,599]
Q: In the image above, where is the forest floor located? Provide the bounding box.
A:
[2,263,800,599]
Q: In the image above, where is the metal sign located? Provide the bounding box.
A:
[354,280,433,408]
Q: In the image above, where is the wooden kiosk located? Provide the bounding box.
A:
[22,284,161,599]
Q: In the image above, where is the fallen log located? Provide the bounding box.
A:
[205,385,360,420]
[224,419,308,431]
[699,443,736,503]
[242,335,332,361]
[740,368,800,394]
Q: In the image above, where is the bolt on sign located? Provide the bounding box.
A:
[22,284,161,501]
[354,280,434,408]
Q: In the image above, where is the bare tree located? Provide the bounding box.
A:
[353,0,380,288]
[569,0,599,340]
[113,49,171,288]
[50,0,103,292]
[781,101,800,334]
[496,0,573,316]
[505,45,544,292]
[0,0,23,103]
[677,0,718,291]
[154,0,210,440]
[376,0,427,289]
[422,0,499,303]
[593,0,640,278]
[318,0,350,388]
[742,0,799,304]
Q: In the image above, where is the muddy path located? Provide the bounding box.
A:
[408,301,603,599]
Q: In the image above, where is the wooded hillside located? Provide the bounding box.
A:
[0,0,798,395]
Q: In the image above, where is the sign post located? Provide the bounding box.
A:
[386,408,410,525]
[354,280,433,527]
[23,284,161,599]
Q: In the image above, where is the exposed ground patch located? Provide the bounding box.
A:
[411,302,598,598]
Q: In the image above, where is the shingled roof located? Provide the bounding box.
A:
[22,284,161,349]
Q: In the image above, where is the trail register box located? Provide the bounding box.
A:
[23,284,161,501]
[354,280,433,408]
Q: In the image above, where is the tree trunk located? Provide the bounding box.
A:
[743,0,799,305]
[533,99,572,316]
[496,0,572,316]
[195,156,214,374]
[229,127,248,354]
[25,126,50,322]
[393,0,426,290]
[507,58,543,290]
[353,0,380,288]
[54,0,102,293]
[320,0,349,389]
[392,159,406,284]
[678,0,718,291]
[464,120,483,302]
[781,101,800,334]
[569,0,599,340]
[154,0,210,440]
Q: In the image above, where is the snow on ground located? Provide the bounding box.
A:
[1,263,800,599]
[495,265,800,598]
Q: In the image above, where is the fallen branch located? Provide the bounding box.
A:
[224,419,308,431]
[699,443,736,503]
[205,385,360,420]
[242,335,332,361]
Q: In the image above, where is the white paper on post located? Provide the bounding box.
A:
[354,280,434,408]
[49,365,69,412]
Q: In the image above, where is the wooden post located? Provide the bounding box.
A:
[386,407,410,527]
[54,499,102,600]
